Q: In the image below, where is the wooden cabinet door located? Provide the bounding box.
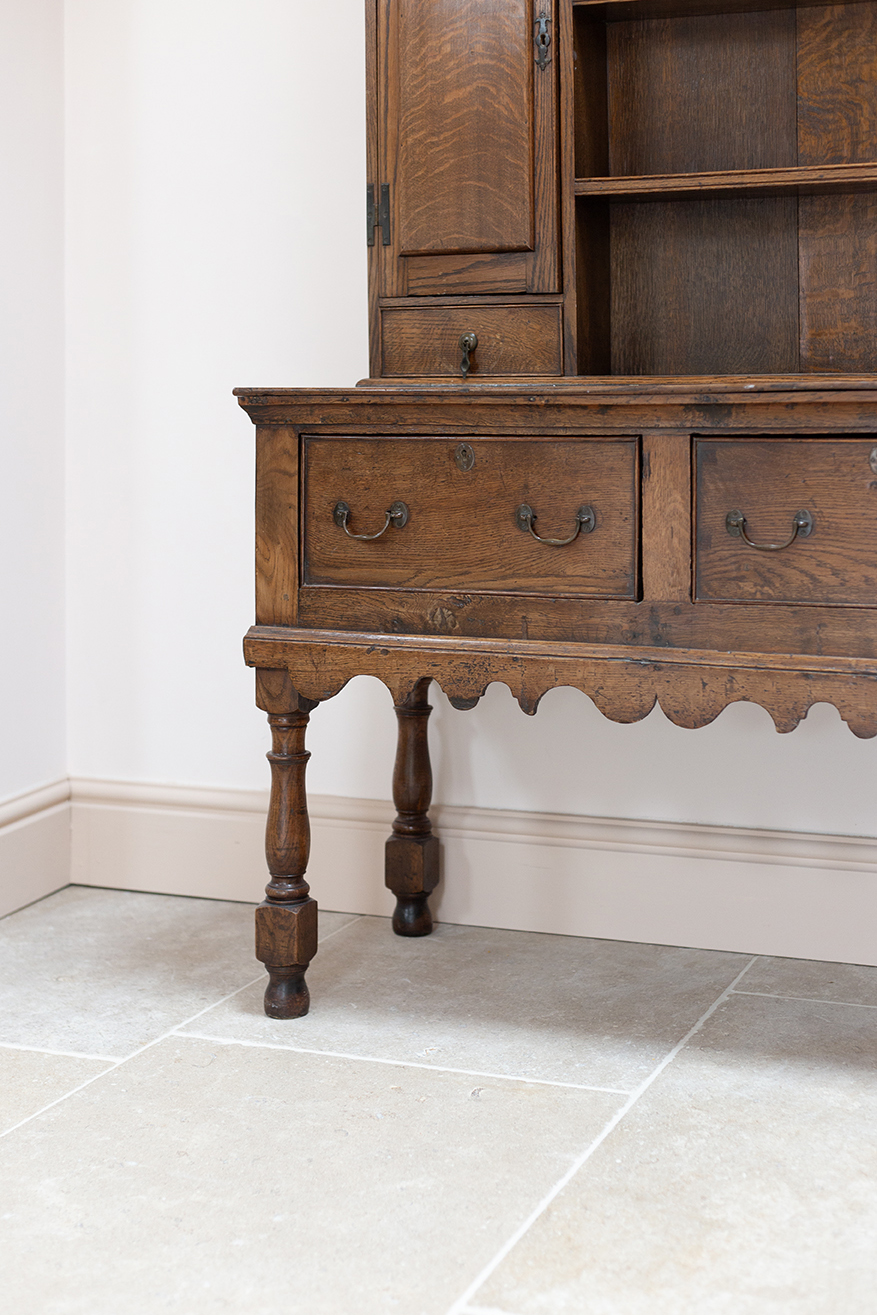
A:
[371,0,559,298]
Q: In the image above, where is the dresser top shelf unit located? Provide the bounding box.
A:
[572,0,877,376]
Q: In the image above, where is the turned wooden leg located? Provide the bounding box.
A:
[255,692,319,1019]
[386,678,439,936]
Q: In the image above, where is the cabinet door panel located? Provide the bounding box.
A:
[396,0,533,256]
[377,0,558,297]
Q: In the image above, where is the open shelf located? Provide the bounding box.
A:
[574,164,877,201]
[572,0,877,375]
[572,0,875,19]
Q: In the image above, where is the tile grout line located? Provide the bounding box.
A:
[0,915,363,1140]
[460,1307,514,1314]
[0,1041,123,1064]
[0,972,267,1142]
[175,1031,633,1095]
[0,915,364,1141]
[318,915,365,942]
[444,955,761,1315]
[732,989,877,1010]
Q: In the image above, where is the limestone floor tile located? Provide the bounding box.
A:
[0,1034,622,1315]
[0,886,357,1058]
[738,955,877,1008]
[478,992,877,1314]
[0,1047,113,1134]
[185,916,749,1090]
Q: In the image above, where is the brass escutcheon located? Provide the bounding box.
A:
[455,442,475,472]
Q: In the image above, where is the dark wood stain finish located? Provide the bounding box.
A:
[254,670,319,1019]
[386,679,440,936]
[799,195,877,372]
[606,10,797,176]
[695,437,877,603]
[610,197,800,375]
[380,304,563,377]
[394,0,533,257]
[797,3,877,167]
[373,0,559,323]
[302,436,639,597]
[238,4,877,1015]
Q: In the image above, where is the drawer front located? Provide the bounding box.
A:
[303,436,639,598]
[380,304,563,377]
[695,437,877,605]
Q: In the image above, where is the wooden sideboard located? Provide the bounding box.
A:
[236,0,877,1013]
[236,378,877,1016]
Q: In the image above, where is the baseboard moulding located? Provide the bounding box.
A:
[65,777,877,966]
[0,779,71,919]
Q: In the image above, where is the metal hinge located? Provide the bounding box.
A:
[534,10,551,70]
[367,183,392,246]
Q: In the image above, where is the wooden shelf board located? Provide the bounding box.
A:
[574,164,877,200]
[573,0,874,20]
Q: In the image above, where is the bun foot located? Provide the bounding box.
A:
[392,894,434,937]
[263,966,310,1018]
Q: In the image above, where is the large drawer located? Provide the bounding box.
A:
[695,437,877,605]
[380,304,563,377]
[302,436,639,598]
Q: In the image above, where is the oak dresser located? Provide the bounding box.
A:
[236,0,877,1017]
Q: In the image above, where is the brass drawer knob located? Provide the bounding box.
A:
[725,508,814,552]
[516,503,596,546]
[459,332,478,378]
[333,500,409,540]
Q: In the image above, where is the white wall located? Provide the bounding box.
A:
[0,0,66,804]
[62,0,877,843]
[64,0,371,792]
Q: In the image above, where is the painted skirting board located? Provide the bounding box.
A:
[3,776,876,962]
[60,777,877,965]
[0,780,71,919]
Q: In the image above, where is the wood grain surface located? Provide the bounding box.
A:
[574,0,873,14]
[799,194,877,372]
[404,251,529,297]
[574,163,877,199]
[245,625,877,737]
[610,197,799,375]
[255,427,299,627]
[302,435,639,597]
[641,432,692,600]
[380,304,563,376]
[394,0,533,256]
[606,10,796,176]
[695,437,877,604]
[797,3,877,167]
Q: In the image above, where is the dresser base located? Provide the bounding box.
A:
[247,627,877,1017]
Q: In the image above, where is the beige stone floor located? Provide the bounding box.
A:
[1,886,875,1314]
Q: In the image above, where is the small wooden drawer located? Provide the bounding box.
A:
[302,436,639,598]
[380,304,563,377]
[695,437,877,605]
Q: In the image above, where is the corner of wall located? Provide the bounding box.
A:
[0,781,71,919]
